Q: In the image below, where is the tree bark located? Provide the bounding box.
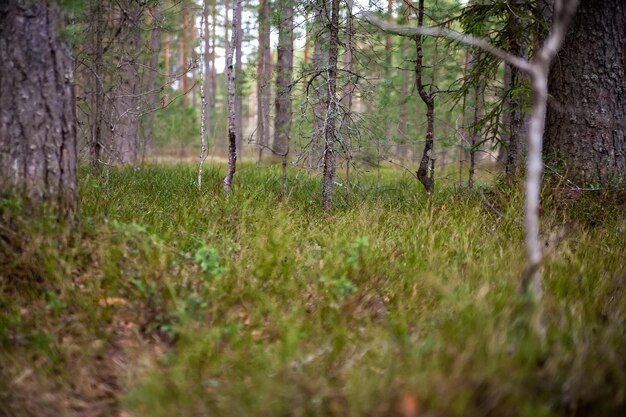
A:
[234,0,243,157]
[110,0,142,164]
[311,0,330,168]
[504,0,528,176]
[0,0,77,217]
[223,0,240,193]
[343,0,355,202]
[87,0,105,175]
[274,0,294,158]
[544,0,626,185]
[180,3,189,107]
[141,4,162,164]
[415,0,435,195]
[321,0,340,211]
[256,0,272,165]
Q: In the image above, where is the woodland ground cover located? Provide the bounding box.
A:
[1,163,625,417]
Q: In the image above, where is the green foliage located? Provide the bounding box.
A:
[194,244,225,280]
[1,164,625,417]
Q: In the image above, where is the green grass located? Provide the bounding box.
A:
[1,163,625,417]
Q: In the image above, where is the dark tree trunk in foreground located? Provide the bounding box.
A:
[0,1,77,216]
[321,0,339,211]
[274,0,294,158]
[111,0,142,164]
[544,0,626,185]
[415,0,435,195]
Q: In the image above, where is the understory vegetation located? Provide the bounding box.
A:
[1,164,625,417]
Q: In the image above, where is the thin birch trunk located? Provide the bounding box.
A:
[414,0,435,195]
[198,0,210,190]
[223,0,239,194]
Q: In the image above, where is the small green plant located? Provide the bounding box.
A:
[45,290,66,316]
[346,236,369,268]
[194,244,225,280]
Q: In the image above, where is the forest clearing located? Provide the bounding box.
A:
[1,0,625,416]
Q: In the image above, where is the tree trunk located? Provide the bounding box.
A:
[210,0,217,113]
[274,0,294,158]
[88,0,105,175]
[322,0,340,211]
[0,0,77,217]
[343,0,355,202]
[199,0,211,190]
[503,0,528,176]
[544,0,625,185]
[203,0,213,136]
[397,0,411,141]
[180,3,189,106]
[110,0,142,164]
[257,0,272,165]
[223,0,240,193]
[234,0,243,158]
[311,0,330,168]
[415,0,435,195]
[141,4,162,164]
[385,0,393,75]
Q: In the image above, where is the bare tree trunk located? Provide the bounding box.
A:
[274,0,294,159]
[504,0,528,176]
[257,0,271,165]
[89,0,105,175]
[111,0,142,165]
[223,0,240,193]
[164,32,170,101]
[322,0,340,211]
[199,0,211,190]
[343,0,355,202]
[304,12,310,65]
[311,0,329,168]
[521,0,578,309]
[234,0,243,158]
[181,3,189,107]
[142,4,162,164]
[210,0,217,113]
[397,0,411,142]
[415,0,435,195]
[544,0,625,185]
[190,11,197,110]
[0,0,77,217]
[385,0,393,75]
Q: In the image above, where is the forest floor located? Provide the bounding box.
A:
[1,163,625,417]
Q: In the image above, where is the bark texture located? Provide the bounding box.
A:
[223,0,239,193]
[321,0,339,211]
[503,1,528,176]
[141,4,162,163]
[415,0,435,195]
[256,0,271,164]
[0,1,77,216]
[111,0,142,164]
[544,0,626,185]
[234,0,243,157]
[274,0,294,158]
[311,0,330,168]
